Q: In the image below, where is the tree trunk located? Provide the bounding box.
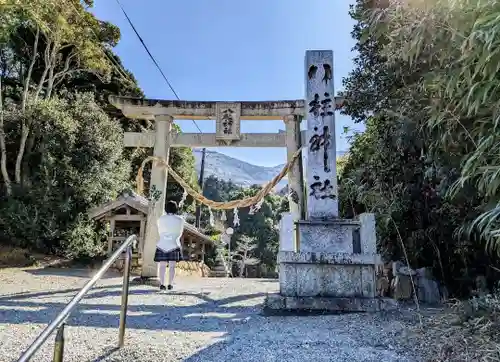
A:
[21,132,36,186]
[0,74,11,196]
[45,41,59,100]
[45,62,55,99]
[14,123,29,184]
[21,27,40,111]
[239,251,247,277]
[19,27,41,186]
[34,39,52,101]
[19,37,57,183]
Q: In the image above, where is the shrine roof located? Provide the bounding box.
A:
[88,191,148,218]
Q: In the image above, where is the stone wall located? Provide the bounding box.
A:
[377,261,443,304]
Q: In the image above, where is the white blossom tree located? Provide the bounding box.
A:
[231,235,260,277]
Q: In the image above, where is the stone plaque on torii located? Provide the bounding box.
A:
[215,102,241,144]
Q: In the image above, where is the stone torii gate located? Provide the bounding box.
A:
[110,50,387,312]
[109,66,344,280]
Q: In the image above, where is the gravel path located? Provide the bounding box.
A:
[0,267,422,362]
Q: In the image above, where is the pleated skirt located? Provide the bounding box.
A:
[154,247,184,262]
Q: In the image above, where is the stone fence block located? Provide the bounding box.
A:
[279,212,295,252]
[359,213,376,255]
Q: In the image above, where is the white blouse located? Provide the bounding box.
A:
[156,213,185,252]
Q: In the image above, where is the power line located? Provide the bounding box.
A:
[114,0,203,134]
[115,0,208,224]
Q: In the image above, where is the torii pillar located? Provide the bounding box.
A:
[283,114,304,220]
[140,115,173,279]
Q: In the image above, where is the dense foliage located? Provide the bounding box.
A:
[339,0,500,295]
[0,94,129,256]
[0,0,198,258]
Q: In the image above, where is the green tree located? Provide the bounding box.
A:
[0,0,125,189]
[225,185,283,273]
[1,0,123,185]
[376,0,500,255]
[338,0,497,295]
[0,1,200,259]
[197,177,286,275]
[0,93,129,256]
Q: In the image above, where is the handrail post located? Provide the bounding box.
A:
[17,235,137,362]
[52,324,65,362]
[118,245,132,348]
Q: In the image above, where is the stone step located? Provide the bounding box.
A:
[263,294,398,314]
[213,269,227,274]
[209,271,228,277]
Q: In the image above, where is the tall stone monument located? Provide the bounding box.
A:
[268,50,396,313]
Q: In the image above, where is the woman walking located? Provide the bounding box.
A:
[154,200,185,291]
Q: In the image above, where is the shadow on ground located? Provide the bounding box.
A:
[0,270,418,361]
[255,279,279,283]
[0,284,267,334]
[22,267,124,279]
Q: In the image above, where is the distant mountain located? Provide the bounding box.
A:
[193,149,347,191]
[193,149,287,189]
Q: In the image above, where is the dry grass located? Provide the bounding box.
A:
[400,293,500,361]
[0,245,69,269]
[0,245,39,268]
[174,261,211,277]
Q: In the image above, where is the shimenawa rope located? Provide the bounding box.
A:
[136,148,302,210]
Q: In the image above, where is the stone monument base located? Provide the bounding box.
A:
[278,251,380,298]
[271,214,391,314]
[262,294,398,314]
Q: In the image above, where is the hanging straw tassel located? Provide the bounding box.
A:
[249,198,265,215]
[208,207,215,227]
[233,208,240,227]
[135,148,302,210]
[178,188,188,208]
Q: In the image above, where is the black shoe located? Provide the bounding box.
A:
[159,285,166,291]
[167,284,173,290]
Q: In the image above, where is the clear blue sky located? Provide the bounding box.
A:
[93,0,360,167]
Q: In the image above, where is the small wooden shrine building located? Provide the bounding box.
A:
[88,192,213,267]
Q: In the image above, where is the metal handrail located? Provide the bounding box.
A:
[17,234,138,362]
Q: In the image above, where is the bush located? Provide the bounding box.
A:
[60,216,108,260]
[0,93,130,258]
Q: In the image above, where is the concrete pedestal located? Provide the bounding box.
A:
[266,214,398,314]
